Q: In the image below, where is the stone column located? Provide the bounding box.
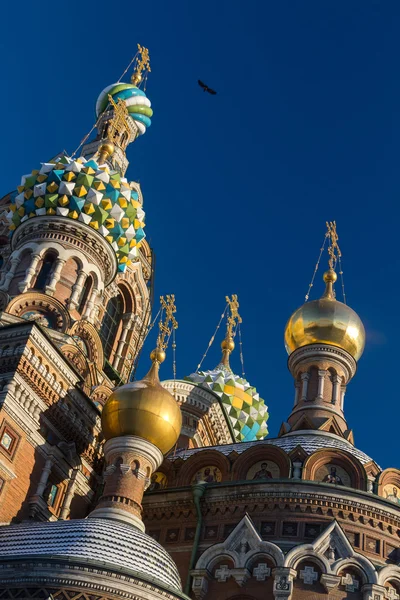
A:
[332,374,342,405]
[361,584,387,600]
[35,456,53,497]
[292,461,303,479]
[300,372,310,401]
[316,369,327,401]
[83,287,99,321]
[340,385,346,410]
[89,435,163,531]
[18,253,41,293]
[112,313,134,370]
[272,567,297,600]
[68,270,88,310]
[294,380,301,406]
[0,256,21,291]
[59,468,79,520]
[45,258,66,295]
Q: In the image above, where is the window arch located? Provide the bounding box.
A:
[77,275,93,315]
[34,253,56,291]
[99,292,123,360]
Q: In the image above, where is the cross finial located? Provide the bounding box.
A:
[225,294,242,341]
[156,295,178,352]
[326,221,342,271]
[131,44,151,86]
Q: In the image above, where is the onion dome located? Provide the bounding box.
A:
[284,269,365,361]
[96,83,152,136]
[101,349,182,454]
[186,337,269,442]
[7,153,146,272]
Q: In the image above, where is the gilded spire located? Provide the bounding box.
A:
[131,44,151,86]
[220,295,242,368]
[322,221,341,300]
[147,294,178,378]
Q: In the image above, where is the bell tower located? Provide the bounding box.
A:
[281,223,365,440]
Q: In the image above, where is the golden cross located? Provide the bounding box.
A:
[107,95,137,148]
[225,294,242,339]
[326,221,342,270]
[131,44,151,84]
[157,295,178,351]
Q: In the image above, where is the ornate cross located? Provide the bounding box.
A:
[215,565,231,582]
[253,563,271,581]
[341,573,359,592]
[300,566,319,585]
[157,295,178,351]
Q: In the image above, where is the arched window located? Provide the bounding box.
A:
[35,254,56,291]
[99,293,123,360]
[77,275,93,315]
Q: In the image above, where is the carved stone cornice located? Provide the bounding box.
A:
[11,216,117,285]
[143,483,400,533]
[288,344,357,380]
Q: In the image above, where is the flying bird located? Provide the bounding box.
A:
[198,80,217,95]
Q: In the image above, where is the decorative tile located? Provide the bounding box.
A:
[260,521,276,537]
[8,156,146,273]
[186,363,268,442]
[282,522,298,537]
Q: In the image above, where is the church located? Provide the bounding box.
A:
[0,46,398,600]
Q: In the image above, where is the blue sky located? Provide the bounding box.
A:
[2,1,399,467]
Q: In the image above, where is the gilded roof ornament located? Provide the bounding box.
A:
[221,294,242,368]
[131,44,151,86]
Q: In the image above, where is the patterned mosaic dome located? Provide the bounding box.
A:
[7,154,146,272]
[96,83,152,136]
[186,362,269,442]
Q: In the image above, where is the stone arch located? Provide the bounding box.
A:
[378,565,400,588]
[325,367,336,402]
[90,384,113,408]
[285,544,331,574]
[302,448,367,490]
[55,256,81,304]
[307,366,319,401]
[377,467,400,502]
[68,320,104,371]
[8,247,33,296]
[33,249,59,291]
[231,444,291,481]
[176,449,231,486]
[5,292,71,332]
[335,556,377,585]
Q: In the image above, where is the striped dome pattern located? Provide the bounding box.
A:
[96,83,153,136]
[7,154,146,272]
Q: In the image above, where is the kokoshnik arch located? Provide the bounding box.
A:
[0,45,397,600]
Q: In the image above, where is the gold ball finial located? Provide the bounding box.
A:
[131,72,142,85]
[150,348,166,364]
[221,337,235,353]
[98,142,115,162]
[323,269,338,283]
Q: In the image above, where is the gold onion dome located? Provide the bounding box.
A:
[284,269,365,361]
[101,350,182,454]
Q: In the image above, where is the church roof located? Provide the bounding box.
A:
[0,518,182,592]
[172,431,376,466]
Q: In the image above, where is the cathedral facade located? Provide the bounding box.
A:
[0,48,398,600]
